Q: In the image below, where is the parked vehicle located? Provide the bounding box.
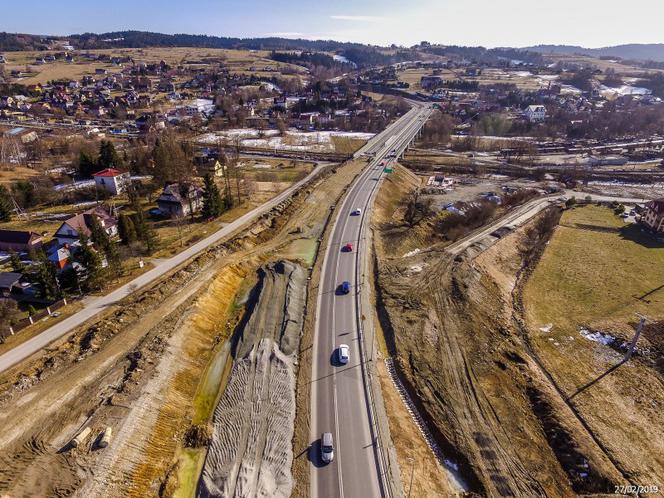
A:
[321,432,334,463]
[337,344,350,364]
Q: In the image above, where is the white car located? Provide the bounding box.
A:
[337,344,350,364]
[352,208,362,216]
[321,432,334,463]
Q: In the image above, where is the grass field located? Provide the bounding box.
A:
[2,47,309,85]
[541,53,659,75]
[521,205,664,485]
[524,205,664,334]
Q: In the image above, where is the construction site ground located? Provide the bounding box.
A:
[370,163,655,497]
[0,157,367,498]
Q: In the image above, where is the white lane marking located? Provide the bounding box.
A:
[312,105,431,498]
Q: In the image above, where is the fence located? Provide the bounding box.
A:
[1,298,68,337]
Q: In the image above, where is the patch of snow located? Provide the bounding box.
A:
[539,323,553,333]
[514,71,532,77]
[53,179,95,192]
[600,85,651,98]
[196,128,374,152]
[560,84,582,95]
[402,248,421,258]
[579,327,616,346]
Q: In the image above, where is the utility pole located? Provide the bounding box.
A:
[624,315,646,362]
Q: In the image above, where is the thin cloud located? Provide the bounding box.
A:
[330,15,387,22]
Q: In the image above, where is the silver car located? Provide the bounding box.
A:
[321,432,334,463]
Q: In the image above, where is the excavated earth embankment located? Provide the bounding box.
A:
[372,166,628,497]
[198,260,306,498]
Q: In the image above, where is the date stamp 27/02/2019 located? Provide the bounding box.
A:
[614,485,660,495]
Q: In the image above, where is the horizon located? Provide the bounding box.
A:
[5,28,664,51]
[2,0,664,49]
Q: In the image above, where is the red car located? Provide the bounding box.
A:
[343,243,353,252]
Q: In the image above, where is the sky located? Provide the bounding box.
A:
[2,0,664,48]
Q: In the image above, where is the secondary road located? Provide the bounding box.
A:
[0,162,330,375]
[310,104,433,498]
[447,190,651,256]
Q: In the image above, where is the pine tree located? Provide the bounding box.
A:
[78,150,97,178]
[75,235,103,291]
[118,213,137,245]
[129,193,159,255]
[8,250,24,273]
[201,174,223,219]
[0,185,13,222]
[89,215,120,274]
[98,140,120,169]
[33,251,61,301]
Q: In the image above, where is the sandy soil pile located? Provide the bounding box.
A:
[199,261,306,498]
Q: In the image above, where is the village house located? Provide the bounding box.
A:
[3,127,38,144]
[0,272,22,297]
[524,104,547,122]
[641,198,664,234]
[47,244,73,270]
[197,159,225,178]
[156,183,204,218]
[0,230,44,253]
[93,168,131,195]
[54,207,118,245]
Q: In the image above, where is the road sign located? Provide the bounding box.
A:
[383,168,393,173]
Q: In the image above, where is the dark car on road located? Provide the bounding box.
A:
[337,281,351,294]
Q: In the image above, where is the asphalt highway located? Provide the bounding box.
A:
[310,104,432,498]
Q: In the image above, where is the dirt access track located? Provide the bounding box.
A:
[0,157,368,498]
[371,164,634,497]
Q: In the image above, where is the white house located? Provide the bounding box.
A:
[54,207,119,245]
[93,168,131,195]
[524,105,547,122]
